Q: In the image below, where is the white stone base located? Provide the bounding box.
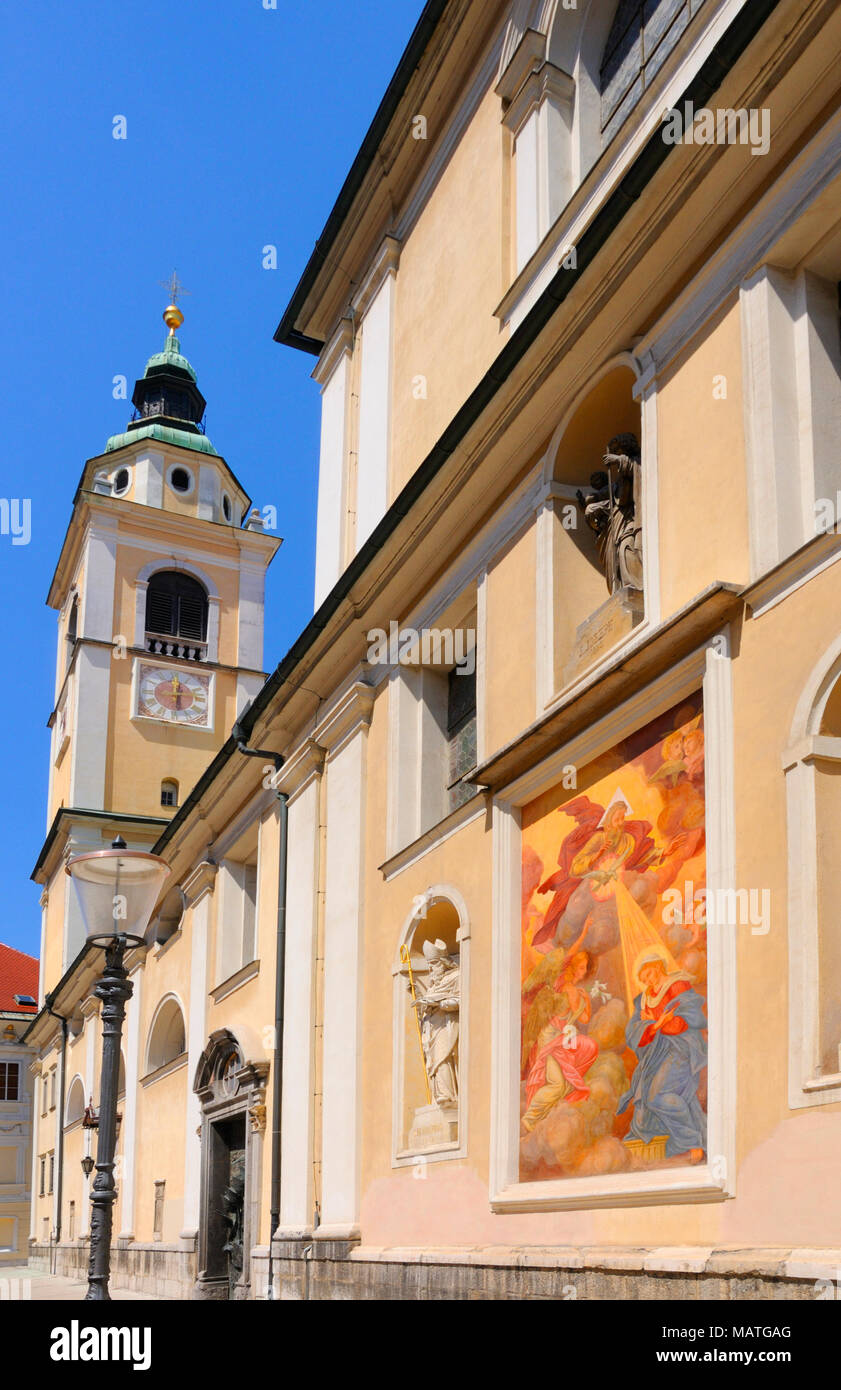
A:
[408,1103,459,1151]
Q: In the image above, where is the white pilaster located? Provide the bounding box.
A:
[117,963,143,1239]
[181,862,216,1236]
[275,742,325,1238]
[133,451,164,509]
[313,322,353,609]
[355,240,400,552]
[314,682,374,1238]
[236,562,266,672]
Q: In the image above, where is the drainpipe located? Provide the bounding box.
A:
[44,996,68,1275]
[232,721,286,1301]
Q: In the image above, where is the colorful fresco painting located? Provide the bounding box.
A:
[520,694,707,1182]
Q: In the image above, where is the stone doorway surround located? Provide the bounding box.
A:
[192,1029,268,1301]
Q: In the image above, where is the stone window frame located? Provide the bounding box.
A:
[132,559,221,665]
[490,631,736,1212]
[384,587,483,861]
[390,885,471,1169]
[783,635,841,1109]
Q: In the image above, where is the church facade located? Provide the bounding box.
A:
[26,0,841,1299]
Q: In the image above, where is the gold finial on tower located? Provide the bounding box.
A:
[158,270,190,335]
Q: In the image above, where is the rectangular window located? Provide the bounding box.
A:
[48,1152,54,1195]
[68,1201,75,1240]
[42,1217,49,1243]
[216,855,260,983]
[242,863,258,966]
[447,666,477,812]
[39,1156,45,1197]
[49,1068,56,1111]
[153,1181,165,1240]
[386,610,480,856]
[0,1062,19,1101]
[41,1077,48,1116]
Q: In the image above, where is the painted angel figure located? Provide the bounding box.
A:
[411,938,460,1107]
[530,794,655,954]
[521,949,601,1130]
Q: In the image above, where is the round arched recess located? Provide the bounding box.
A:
[543,357,641,487]
[536,355,645,700]
[65,1075,85,1127]
[145,995,187,1074]
[392,886,470,1164]
[784,645,841,1103]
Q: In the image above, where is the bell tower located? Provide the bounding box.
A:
[35,294,281,978]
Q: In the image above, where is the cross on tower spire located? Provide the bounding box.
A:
[158,269,190,306]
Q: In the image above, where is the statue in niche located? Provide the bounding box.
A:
[576,433,643,595]
[411,939,460,1108]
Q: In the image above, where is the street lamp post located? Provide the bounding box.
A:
[66,835,170,1301]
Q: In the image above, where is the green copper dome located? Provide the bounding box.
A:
[106,322,217,456]
[105,422,218,456]
[140,333,198,383]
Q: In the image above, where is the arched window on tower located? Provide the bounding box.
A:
[160,779,179,808]
[65,595,78,675]
[145,570,208,660]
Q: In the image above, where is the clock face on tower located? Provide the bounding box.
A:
[135,661,213,728]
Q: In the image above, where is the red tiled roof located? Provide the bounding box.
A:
[0,942,39,1013]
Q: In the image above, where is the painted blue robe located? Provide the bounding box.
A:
[617,980,707,1157]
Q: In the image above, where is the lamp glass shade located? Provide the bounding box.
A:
[66,849,171,945]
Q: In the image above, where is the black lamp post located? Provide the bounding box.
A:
[66,835,169,1301]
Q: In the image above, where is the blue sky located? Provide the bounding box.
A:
[0,1,423,956]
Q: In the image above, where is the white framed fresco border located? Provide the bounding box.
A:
[490,630,736,1212]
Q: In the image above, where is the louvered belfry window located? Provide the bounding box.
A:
[145,571,208,642]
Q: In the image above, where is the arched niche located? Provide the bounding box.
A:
[392,887,470,1164]
[145,995,187,1075]
[538,358,644,696]
[785,645,841,1104]
[65,1074,85,1127]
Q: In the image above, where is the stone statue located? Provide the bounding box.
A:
[412,939,460,1108]
[576,433,643,595]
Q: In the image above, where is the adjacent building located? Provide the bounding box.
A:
[0,944,38,1268]
[25,0,841,1299]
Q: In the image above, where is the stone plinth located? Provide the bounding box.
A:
[408,1103,458,1152]
[564,586,644,684]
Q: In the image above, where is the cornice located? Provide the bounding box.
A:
[314,680,375,756]
[273,738,326,801]
[501,59,574,138]
[312,318,354,388]
[182,860,218,909]
[494,26,545,105]
[351,235,402,319]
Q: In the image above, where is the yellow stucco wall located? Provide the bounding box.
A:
[390,87,509,495]
[657,298,751,615]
